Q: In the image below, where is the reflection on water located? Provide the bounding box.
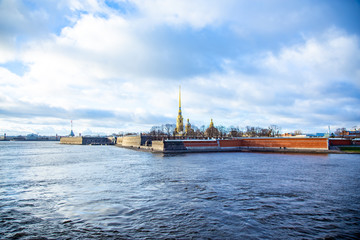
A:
[1,141,360,239]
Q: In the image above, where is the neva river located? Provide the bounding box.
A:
[1,141,359,239]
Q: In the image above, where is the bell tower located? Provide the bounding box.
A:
[176,86,184,134]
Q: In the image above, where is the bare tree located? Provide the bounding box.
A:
[228,126,240,137]
[335,128,347,137]
[149,125,165,137]
[245,126,256,137]
[195,129,204,138]
[294,130,302,135]
[163,124,176,136]
[268,125,281,137]
[217,125,227,138]
[259,128,271,137]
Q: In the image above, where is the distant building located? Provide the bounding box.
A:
[282,133,294,137]
[26,133,39,140]
[344,130,360,138]
[305,133,328,138]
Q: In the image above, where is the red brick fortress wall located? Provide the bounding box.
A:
[219,138,328,150]
[329,139,352,146]
[183,140,218,148]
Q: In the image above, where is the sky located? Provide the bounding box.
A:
[0,0,359,136]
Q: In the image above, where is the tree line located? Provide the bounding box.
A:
[146,124,283,138]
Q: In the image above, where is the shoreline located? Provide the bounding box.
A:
[115,144,350,154]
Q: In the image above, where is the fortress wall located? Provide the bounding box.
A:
[140,135,152,146]
[116,137,123,145]
[219,139,242,147]
[116,137,330,152]
[219,138,328,150]
[183,140,218,147]
[164,141,187,151]
[329,139,352,146]
[151,141,165,152]
[121,135,142,147]
[107,137,116,144]
[82,137,112,145]
[60,137,83,144]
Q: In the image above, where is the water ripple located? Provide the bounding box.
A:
[0,142,360,239]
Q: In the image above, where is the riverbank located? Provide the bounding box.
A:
[337,146,360,153]
[116,136,336,154]
[116,144,346,154]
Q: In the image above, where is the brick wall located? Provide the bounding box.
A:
[220,138,328,150]
[329,139,352,146]
[183,140,218,147]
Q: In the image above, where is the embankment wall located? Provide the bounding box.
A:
[115,137,330,153]
[220,138,328,150]
[329,139,352,146]
[60,136,114,145]
[151,140,165,152]
[60,137,83,144]
[82,137,113,145]
[161,138,329,152]
[116,137,123,145]
[117,135,152,147]
[119,135,142,147]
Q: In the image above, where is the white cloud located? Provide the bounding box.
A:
[0,0,359,135]
[179,30,360,131]
[131,0,320,34]
[262,29,360,82]
[132,0,233,28]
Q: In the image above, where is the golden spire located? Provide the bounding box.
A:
[209,118,214,128]
[179,85,181,111]
[176,85,184,133]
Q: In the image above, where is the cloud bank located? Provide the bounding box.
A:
[0,0,359,135]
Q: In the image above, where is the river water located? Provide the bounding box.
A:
[1,141,359,239]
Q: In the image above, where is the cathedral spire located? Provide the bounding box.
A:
[179,85,181,112]
[176,85,184,134]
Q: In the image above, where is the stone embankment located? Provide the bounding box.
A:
[116,135,341,154]
[60,136,115,145]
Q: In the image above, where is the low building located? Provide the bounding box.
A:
[344,130,360,138]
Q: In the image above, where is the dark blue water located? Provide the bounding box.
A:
[1,141,359,239]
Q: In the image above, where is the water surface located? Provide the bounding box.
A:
[1,141,359,239]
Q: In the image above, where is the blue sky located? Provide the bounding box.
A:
[0,0,359,135]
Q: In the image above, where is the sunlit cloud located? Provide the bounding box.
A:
[0,0,359,135]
